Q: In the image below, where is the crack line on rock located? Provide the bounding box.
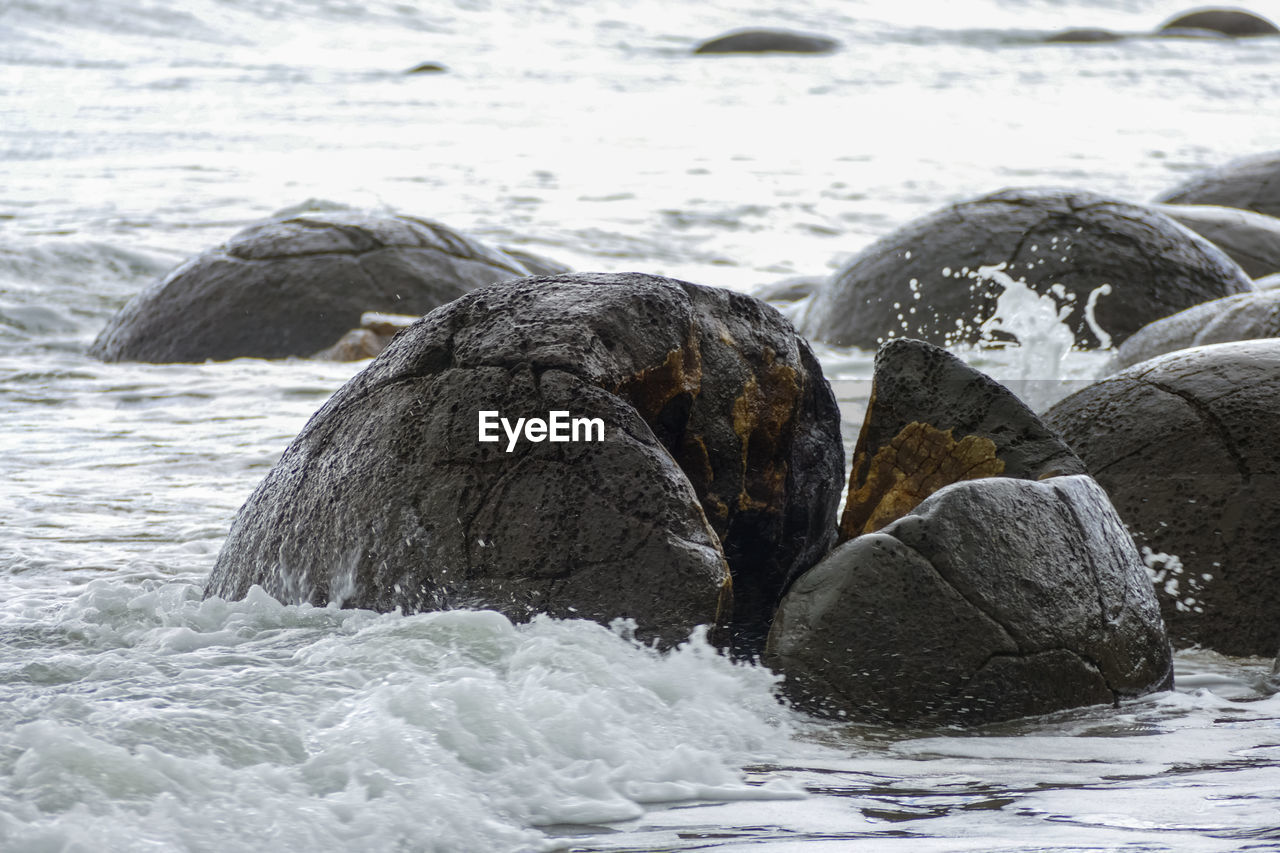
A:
[1138,377,1251,482]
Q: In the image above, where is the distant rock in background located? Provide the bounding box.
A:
[89,212,544,363]
[405,62,448,74]
[693,29,840,55]
[1155,204,1280,279]
[312,312,419,361]
[801,188,1254,351]
[1155,150,1280,218]
[1157,8,1280,37]
[1045,339,1280,657]
[1042,28,1127,43]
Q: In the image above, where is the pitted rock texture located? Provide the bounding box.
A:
[836,339,1086,544]
[89,212,536,363]
[1044,340,1280,656]
[766,475,1173,725]
[1156,151,1280,219]
[205,273,844,651]
[693,29,840,54]
[801,188,1254,350]
[1113,290,1280,369]
[1157,8,1280,36]
[1155,204,1280,279]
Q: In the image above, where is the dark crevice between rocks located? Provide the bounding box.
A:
[1139,378,1252,482]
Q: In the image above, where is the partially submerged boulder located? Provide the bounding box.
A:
[1044,340,1280,656]
[801,188,1253,351]
[767,340,1171,725]
[205,273,844,652]
[312,312,418,361]
[1156,151,1280,219]
[1113,289,1280,369]
[89,212,536,363]
[837,338,1086,543]
[1157,8,1280,36]
[1155,204,1280,279]
[693,29,840,55]
[767,475,1173,725]
[1043,28,1126,43]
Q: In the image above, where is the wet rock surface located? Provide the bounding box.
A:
[1157,8,1280,36]
[205,273,844,651]
[693,29,840,54]
[801,188,1253,351]
[1044,340,1280,656]
[89,212,534,363]
[767,475,1173,725]
[1155,204,1280,279]
[1156,150,1280,219]
[836,339,1086,543]
[1113,290,1280,369]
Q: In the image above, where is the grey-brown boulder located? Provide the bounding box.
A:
[693,29,840,55]
[1044,340,1280,656]
[205,273,844,652]
[1157,8,1280,36]
[801,188,1253,351]
[89,212,534,363]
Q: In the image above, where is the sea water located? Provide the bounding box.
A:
[4,1,1280,850]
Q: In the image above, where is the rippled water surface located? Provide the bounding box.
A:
[4,0,1280,850]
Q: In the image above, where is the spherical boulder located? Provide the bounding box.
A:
[1044,340,1280,656]
[89,212,535,363]
[1155,151,1280,219]
[205,273,844,652]
[1157,8,1280,36]
[801,188,1253,351]
[767,474,1173,725]
[693,29,840,55]
[1155,204,1280,279]
[1112,289,1280,369]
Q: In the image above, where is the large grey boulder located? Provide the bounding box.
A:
[1155,204,1280,279]
[89,212,536,363]
[205,273,844,652]
[1156,151,1280,219]
[1044,340,1280,656]
[1113,289,1280,369]
[801,188,1253,351]
[767,475,1173,725]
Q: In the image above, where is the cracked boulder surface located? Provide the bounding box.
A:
[1156,150,1280,219]
[204,273,844,651]
[1156,8,1280,37]
[1044,340,1280,656]
[89,212,541,363]
[1155,204,1280,279]
[835,339,1087,545]
[1113,289,1280,369]
[800,187,1253,350]
[766,474,1173,725]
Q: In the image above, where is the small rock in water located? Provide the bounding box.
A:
[1157,8,1280,37]
[693,29,840,55]
[406,62,448,74]
[1045,339,1280,656]
[1042,28,1127,44]
[801,188,1252,351]
[312,312,419,361]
